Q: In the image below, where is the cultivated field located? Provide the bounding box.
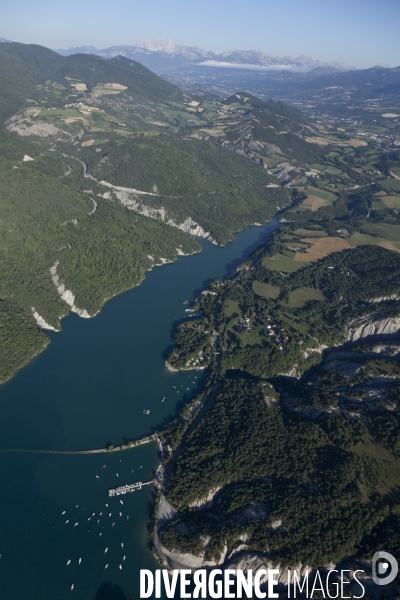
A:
[348,138,368,147]
[295,237,351,262]
[294,228,328,237]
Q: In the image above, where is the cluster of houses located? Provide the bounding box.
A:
[185,350,209,368]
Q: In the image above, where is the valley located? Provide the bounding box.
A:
[1,37,400,598]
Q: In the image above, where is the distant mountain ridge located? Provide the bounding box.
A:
[55,37,355,73]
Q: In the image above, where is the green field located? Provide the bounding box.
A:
[252,281,280,298]
[382,178,400,191]
[263,254,306,273]
[287,287,327,308]
[310,163,327,171]
[361,222,400,242]
[307,187,338,202]
[348,232,387,247]
[223,299,240,317]
[382,195,400,209]
[371,199,386,210]
[325,166,342,174]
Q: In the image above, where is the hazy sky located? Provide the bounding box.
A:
[2,0,400,68]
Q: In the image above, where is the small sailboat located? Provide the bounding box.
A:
[121,543,124,548]
[105,564,108,569]
[112,523,115,527]
[96,475,99,479]
[119,512,122,517]
[62,511,66,515]
[104,548,108,554]
[119,500,123,505]
[78,558,82,565]
[67,559,71,566]
[74,523,78,527]
[161,397,165,402]
[119,564,122,570]
[71,583,74,591]
[99,532,102,536]
[65,520,69,524]
[123,555,126,561]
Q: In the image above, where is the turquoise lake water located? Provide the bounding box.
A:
[0,218,280,600]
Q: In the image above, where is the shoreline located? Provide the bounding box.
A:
[2,214,281,388]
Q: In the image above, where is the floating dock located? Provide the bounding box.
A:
[108,480,154,497]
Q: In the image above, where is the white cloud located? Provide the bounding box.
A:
[197,60,311,72]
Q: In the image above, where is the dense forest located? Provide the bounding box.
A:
[160,198,400,585]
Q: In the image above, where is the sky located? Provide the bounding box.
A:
[2,0,400,69]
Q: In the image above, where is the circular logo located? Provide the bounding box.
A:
[372,552,398,586]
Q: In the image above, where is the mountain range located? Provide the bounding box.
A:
[55,37,355,74]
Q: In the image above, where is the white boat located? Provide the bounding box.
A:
[121,543,124,548]
[74,523,78,527]
[67,560,71,565]
[123,555,126,561]
[120,500,123,505]
[65,520,69,524]
[119,512,122,517]
[71,584,74,591]
[99,532,102,536]
[119,564,122,570]
[105,564,108,569]
[78,558,82,565]
[96,475,99,479]
[62,511,66,515]
[104,548,108,553]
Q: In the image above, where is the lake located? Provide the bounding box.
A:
[0,217,280,600]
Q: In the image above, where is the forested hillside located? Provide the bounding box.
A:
[157,174,400,591]
[0,42,302,383]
